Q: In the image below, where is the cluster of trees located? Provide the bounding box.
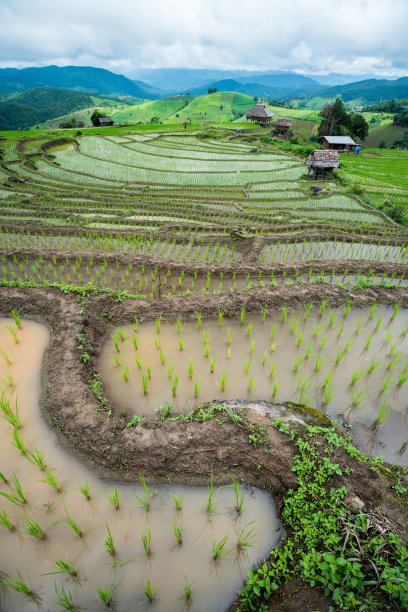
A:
[362,98,408,113]
[207,87,217,94]
[393,111,408,127]
[58,116,84,129]
[90,110,108,126]
[318,98,369,140]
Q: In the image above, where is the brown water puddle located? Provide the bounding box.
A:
[0,319,281,611]
[98,307,408,465]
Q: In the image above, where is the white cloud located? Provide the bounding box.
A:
[0,0,407,75]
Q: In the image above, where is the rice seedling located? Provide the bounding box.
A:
[187,359,194,379]
[112,336,119,353]
[194,376,202,398]
[1,571,33,598]
[0,509,15,531]
[43,557,78,578]
[167,362,174,379]
[121,366,129,382]
[22,514,46,540]
[293,355,304,373]
[134,315,139,331]
[171,520,183,545]
[381,375,394,395]
[261,305,268,322]
[235,521,257,553]
[271,324,277,340]
[319,299,327,316]
[303,301,313,321]
[371,400,393,431]
[350,367,366,386]
[343,299,352,317]
[247,376,255,392]
[243,357,252,374]
[63,508,83,538]
[196,311,202,329]
[367,357,381,376]
[323,382,335,406]
[131,334,138,350]
[351,387,367,409]
[177,317,182,334]
[26,447,46,471]
[219,370,228,391]
[95,583,119,608]
[218,310,224,326]
[314,355,327,373]
[172,374,179,397]
[39,467,62,493]
[0,471,7,484]
[117,328,125,342]
[241,306,246,325]
[0,393,21,429]
[398,370,408,387]
[178,335,184,350]
[375,315,383,331]
[172,493,184,511]
[272,379,281,397]
[212,535,232,560]
[133,474,153,512]
[387,353,402,371]
[140,527,152,556]
[103,485,120,510]
[155,317,161,334]
[391,301,401,320]
[206,467,219,515]
[282,307,288,322]
[210,357,216,373]
[271,342,276,353]
[297,331,303,347]
[313,323,324,337]
[231,474,245,514]
[11,309,22,329]
[143,579,157,603]
[79,480,90,500]
[178,573,195,602]
[8,326,19,344]
[369,302,377,320]
[55,583,76,611]
[104,523,116,556]
[0,350,12,365]
[134,355,142,370]
[329,310,336,326]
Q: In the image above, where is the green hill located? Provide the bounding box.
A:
[110,95,194,125]
[169,92,256,123]
[0,87,94,130]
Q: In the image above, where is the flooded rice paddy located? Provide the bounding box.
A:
[99,307,408,465]
[0,319,282,611]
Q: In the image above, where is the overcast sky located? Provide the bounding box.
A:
[0,0,407,76]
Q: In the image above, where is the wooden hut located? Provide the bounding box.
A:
[321,135,356,152]
[305,150,339,179]
[98,117,114,127]
[275,118,291,134]
[244,104,274,125]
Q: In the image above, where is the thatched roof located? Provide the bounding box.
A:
[306,149,339,168]
[245,104,274,119]
[322,135,356,145]
[99,117,114,125]
[275,118,291,127]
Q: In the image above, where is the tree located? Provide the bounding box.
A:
[379,140,387,149]
[208,87,217,94]
[318,98,350,137]
[90,110,107,126]
[351,114,369,140]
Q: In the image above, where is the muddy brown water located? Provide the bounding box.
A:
[98,308,408,466]
[0,319,281,612]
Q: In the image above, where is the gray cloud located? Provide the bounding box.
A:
[0,0,407,75]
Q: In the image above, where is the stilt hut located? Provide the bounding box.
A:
[275,118,291,134]
[305,150,339,179]
[321,136,357,152]
[244,104,274,125]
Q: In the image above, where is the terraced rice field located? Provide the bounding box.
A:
[0,126,408,611]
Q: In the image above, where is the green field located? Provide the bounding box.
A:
[340,148,408,209]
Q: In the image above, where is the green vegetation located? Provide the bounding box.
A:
[238,420,408,611]
[0,87,93,130]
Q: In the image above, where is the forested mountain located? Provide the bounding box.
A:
[315,77,408,104]
[0,66,162,99]
[0,87,93,130]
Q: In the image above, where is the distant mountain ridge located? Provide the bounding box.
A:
[0,66,162,100]
[314,77,408,104]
